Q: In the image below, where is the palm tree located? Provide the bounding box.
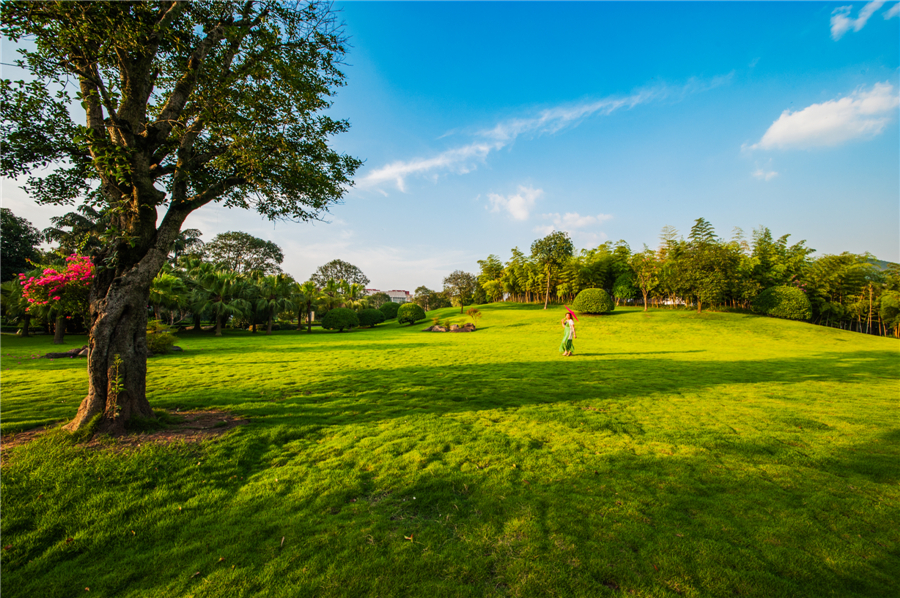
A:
[257,273,296,335]
[343,282,368,311]
[169,228,204,265]
[319,278,343,312]
[292,281,320,332]
[193,271,251,336]
[42,204,109,256]
[150,269,188,323]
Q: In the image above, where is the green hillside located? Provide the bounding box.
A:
[1,305,898,597]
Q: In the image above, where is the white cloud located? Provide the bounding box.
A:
[486,185,543,221]
[358,74,732,192]
[750,82,899,150]
[885,2,900,19]
[831,1,884,40]
[752,168,778,181]
[533,212,613,235]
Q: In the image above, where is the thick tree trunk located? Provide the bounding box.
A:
[297,308,303,331]
[266,313,273,335]
[64,276,155,436]
[20,314,31,337]
[216,315,224,336]
[53,316,67,344]
[192,313,202,332]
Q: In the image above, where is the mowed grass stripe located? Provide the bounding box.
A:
[0,305,897,597]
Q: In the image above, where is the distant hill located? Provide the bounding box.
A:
[867,258,899,271]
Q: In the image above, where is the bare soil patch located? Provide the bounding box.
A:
[1,410,247,462]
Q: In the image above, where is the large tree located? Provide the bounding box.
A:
[204,231,283,274]
[311,259,369,287]
[0,208,42,281]
[530,231,574,309]
[1,1,360,434]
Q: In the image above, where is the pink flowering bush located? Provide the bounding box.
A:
[19,254,94,316]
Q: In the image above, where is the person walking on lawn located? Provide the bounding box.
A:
[559,310,577,356]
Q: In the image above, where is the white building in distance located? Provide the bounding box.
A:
[365,289,410,304]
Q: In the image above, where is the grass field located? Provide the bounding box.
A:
[1,304,898,598]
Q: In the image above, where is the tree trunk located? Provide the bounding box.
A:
[53,316,67,344]
[64,276,155,436]
[697,300,702,314]
[216,315,224,336]
[266,312,274,335]
[307,308,313,333]
[642,290,649,312]
[20,314,31,337]
[192,313,202,332]
[297,307,303,331]
[543,271,551,310]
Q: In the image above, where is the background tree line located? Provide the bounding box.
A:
[462,218,899,337]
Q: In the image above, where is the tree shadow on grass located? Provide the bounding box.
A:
[3,423,897,598]
[223,349,898,431]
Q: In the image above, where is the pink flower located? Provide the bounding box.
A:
[53,296,61,301]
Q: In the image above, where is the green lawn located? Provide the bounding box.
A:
[1,304,898,597]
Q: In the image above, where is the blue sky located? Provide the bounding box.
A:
[2,1,898,290]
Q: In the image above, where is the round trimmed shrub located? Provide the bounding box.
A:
[752,286,812,321]
[572,288,615,314]
[321,307,359,332]
[379,301,400,320]
[358,308,386,328]
[397,303,426,325]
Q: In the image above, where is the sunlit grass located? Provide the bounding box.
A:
[1,305,897,597]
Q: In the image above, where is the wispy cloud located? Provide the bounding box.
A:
[533,212,613,235]
[749,82,899,150]
[831,1,885,40]
[358,75,732,192]
[752,167,778,181]
[885,2,900,19]
[486,185,543,221]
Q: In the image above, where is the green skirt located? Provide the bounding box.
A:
[559,334,574,354]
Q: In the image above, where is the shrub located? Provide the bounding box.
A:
[572,288,615,314]
[752,286,812,321]
[358,308,386,328]
[146,321,179,354]
[321,307,359,332]
[379,301,400,320]
[398,303,426,325]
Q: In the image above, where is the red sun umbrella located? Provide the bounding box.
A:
[564,305,579,321]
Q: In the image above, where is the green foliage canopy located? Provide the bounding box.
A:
[0,208,41,281]
[321,307,358,332]
[752,286,813,321]
[572,288,615,314]
[397,302,426,325]
[379,301,400,320]
[358,308,386,328]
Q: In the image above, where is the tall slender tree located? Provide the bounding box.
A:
[530,231,574,309]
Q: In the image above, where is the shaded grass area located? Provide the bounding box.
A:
[1,306,898,597]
